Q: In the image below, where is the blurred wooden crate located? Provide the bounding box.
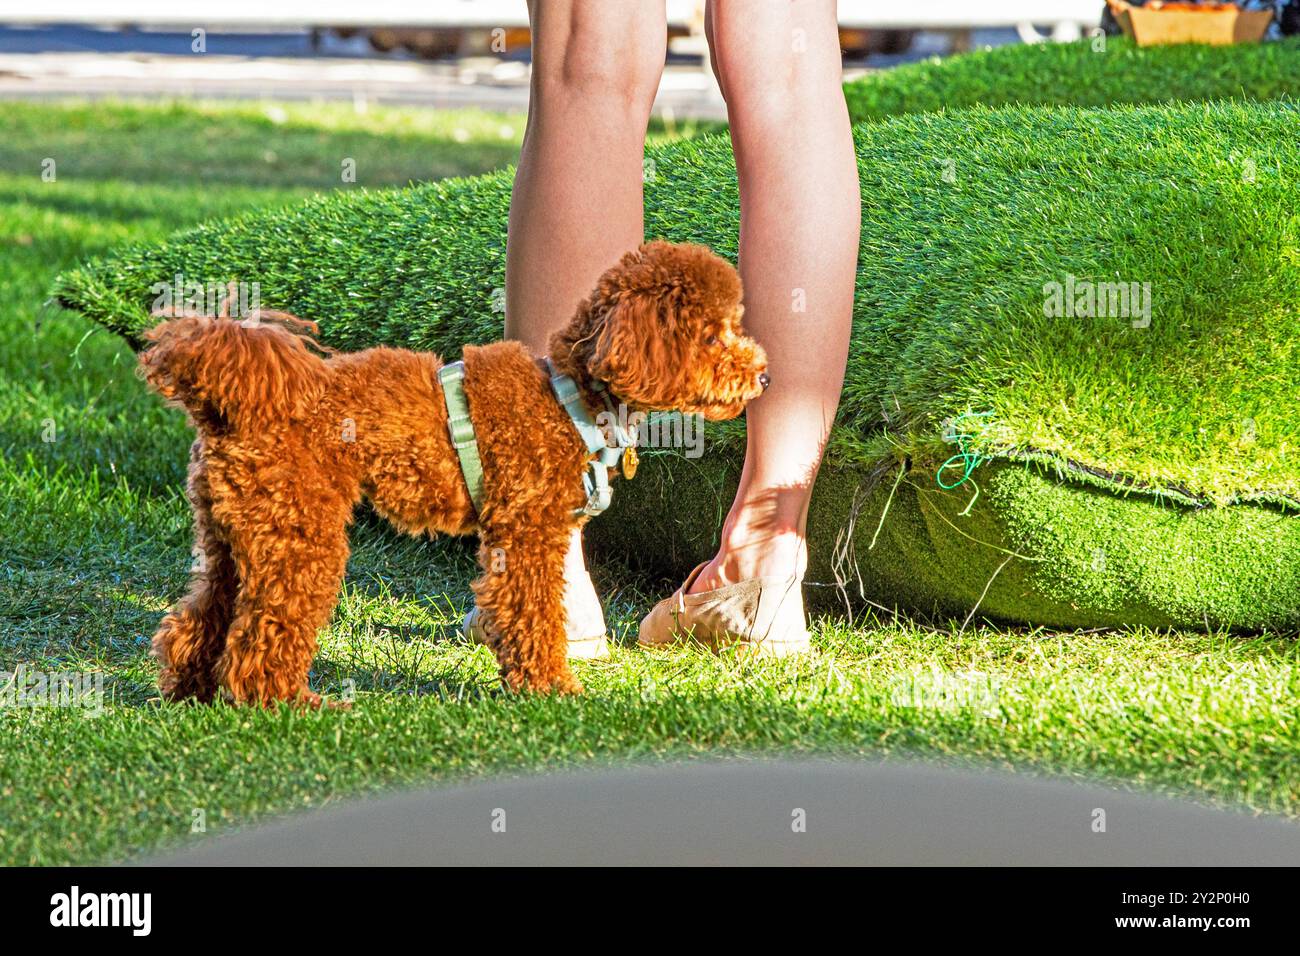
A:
[1107,1,1272,45]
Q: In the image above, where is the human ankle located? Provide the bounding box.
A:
[700,528,807,589]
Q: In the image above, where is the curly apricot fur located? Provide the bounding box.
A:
[140,242,767,703]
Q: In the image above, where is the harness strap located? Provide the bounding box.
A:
[438,356,637,521]
[437,360,486,515]
[545,359,638,517]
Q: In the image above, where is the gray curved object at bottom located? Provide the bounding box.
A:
[146,760,1300,866]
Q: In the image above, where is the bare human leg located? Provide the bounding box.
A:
[690,0,861,594]
[503,0,667,636]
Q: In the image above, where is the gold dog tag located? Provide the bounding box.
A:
[622,446,639,480]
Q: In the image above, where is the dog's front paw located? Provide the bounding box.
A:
[503,668,584,696]
[548,673,584,696]
[294,689,353,710]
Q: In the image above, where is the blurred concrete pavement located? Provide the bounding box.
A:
[0,24,1014,118]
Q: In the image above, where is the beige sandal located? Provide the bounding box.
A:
[463,573,610,660]
[638,563,812,657]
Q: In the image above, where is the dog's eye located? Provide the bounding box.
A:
[704,335,719,347]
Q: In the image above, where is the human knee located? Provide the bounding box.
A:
[533,19,664,111]
[707,15,841,115]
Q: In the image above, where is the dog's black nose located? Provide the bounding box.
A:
[758,372,771,390]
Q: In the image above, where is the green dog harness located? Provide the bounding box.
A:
[544,358,639,516]
[437,358,639,519]
[437,360,486,513]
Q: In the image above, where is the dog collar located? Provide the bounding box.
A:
[544,359,639,517]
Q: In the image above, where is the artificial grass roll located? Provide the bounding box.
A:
[55,102,1300,630]
[608,455,1300,630]
[844,37,1300,123]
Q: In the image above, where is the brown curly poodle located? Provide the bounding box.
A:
[139,241,769,704]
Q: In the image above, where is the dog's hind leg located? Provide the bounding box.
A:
[216,493,353,708]
[153,439,238,703]
[473,522,582,695]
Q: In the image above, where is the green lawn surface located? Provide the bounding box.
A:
[2,97,1297,865]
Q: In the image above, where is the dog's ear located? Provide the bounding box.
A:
[587,288,682,404]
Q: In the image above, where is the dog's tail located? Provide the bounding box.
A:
[139,315,329,432]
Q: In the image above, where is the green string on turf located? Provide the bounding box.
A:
[936,410,995,494]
